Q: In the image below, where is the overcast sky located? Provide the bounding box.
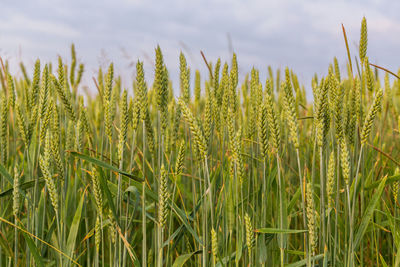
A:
[1,0,399,95]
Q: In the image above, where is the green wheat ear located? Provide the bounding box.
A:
[213,58,221,93]
[171,100,182,145]
[75,63,84,87]
[361,88,383,144]
[39,131,59,213]
[158,165,169,227]
[221,63,231,123]
[117,90,128,163]
[265,92,280,153]
[13,167,20,217]
[136,61,148,121]
[178,98,207,160]
[51,131,64,182]
[95,216,101,252]
[7,73,15,108]
[179,52,190,103]
[52,74,76,122]
[0,95,8,165]
[144,110,155,156]
[91,167,103,218]
[244,212,255,256]
[104,63,114,141]
[327,151,335,210]
[394,168,400,202]
[306,182,318,254]
[39,65,50,120]
[364,57,374,92]
[203,95,212,145]
[175,142,185,176]
[259,104,268,158]
[70,43,77,85]
[227,109,237,160]
[194,70,201,103]
[16,104,28,147]
[315,78,329,148]
[340,137,350,186]
[230,71,238,113]
[40,99,54,145]
[211,227,218,259]
[231,53,238,89]
[20,62,30,86]
[359,16,368,63]
[30,59,41,108]
[334,57,341,82]
[282,69,299,148]
[107,210,117,243]
[97,67,104,95]
[154,46,168,131]
[79,103,92,136]
[130,98,139,132]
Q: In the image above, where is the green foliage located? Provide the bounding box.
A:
[0,17,398,266]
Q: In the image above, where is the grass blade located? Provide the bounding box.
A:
[66,191,85,262]
[22,233,45,267]
[255,228,307,234]
[68,151,143,182]
[285,254,324,267]
[0,179,45,198]
[172,250,202,267]
[353,175,388,250]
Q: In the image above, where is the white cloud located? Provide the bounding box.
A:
[1,0,400,95]
[0,13,80,38]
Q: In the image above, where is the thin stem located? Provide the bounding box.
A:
[296,148,309,263]
[56,212,63,267]
[350,145,364,265]
[142,120,147,267]
[333,147,340,267]
[319,146,326,252]
[14,217,18,267]
[346,185,353,267]
[277,155,284,267]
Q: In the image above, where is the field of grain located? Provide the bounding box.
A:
[0,17,398,266]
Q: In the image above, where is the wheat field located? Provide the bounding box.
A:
[0,17,399,266]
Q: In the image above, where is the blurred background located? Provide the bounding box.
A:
[0,0,399,95]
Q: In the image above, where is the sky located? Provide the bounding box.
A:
[1,0,400,96]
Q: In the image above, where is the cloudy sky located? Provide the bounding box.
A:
[0,0,399,95]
